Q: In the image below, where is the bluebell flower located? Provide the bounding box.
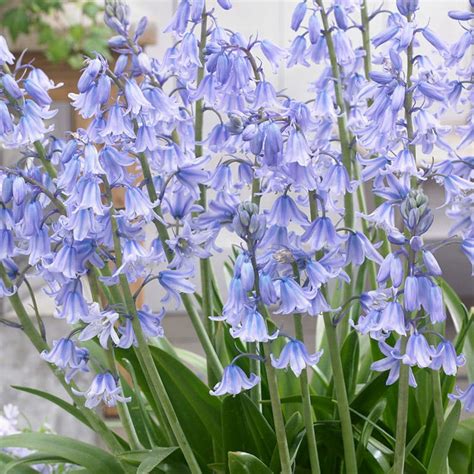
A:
[0,36,14,65]
[275,277,312,314]
[78,58,102,92]
[69,175,107,216]
[333,31,355,66]
[159,268,195,307]
[449,384,474,413]
[210,364,259,396]
[345,231,383,266]
[288,35,309,67]
[123,186,157,222]
[26,227,51,265]
[302,216,341,252]
[430,340,465,376]
[137,305,164,339]
[124,80,151,114]
[217,0,232,11]
[55,282,90,324]
[377,253,404,288]
[259,40,287,73]
[234,252,254,292]
[0,278,16,297]
[404,276,420,312]
[371,340,417,387]
[73,372,131,408]
[291,2,306,31]
[402,332,436,368]
[41,338,89,383]
[271,339,323,377]
[2,74,22,100]
[379,301,407,336]
[230,306,277,342]
[79,303,121,349]
[267,195,308,227]
[448,10,474,21]
[259,271,277,305]
[396,0,419,15]
[304,259,331,290]
[307,290,333,316]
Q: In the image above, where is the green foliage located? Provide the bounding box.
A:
[0,0,109,68]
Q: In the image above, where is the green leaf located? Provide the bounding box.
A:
[3,452,68,472]
[440,278,474,379]
[12,386,91,428]
[222,394,276,465]
[0,433,125,473]
[427,402,462,474]
[356,400,386,466]
[340,330,360,400]
[118,447,177,473]
[0,452,38,473]
[82,1,102,18]
[228,452,272,474]
[449,417,474,474]
[2,8,30,40]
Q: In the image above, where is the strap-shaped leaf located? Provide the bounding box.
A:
[427,402,462,474]
[0,433,125,473]
[228,452,272,474]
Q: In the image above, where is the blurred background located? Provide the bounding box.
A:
[0,0,472,443]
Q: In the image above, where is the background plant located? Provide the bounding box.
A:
[0,0,109,68]
[0,0,472,473]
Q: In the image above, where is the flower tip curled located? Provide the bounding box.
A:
[210,364,260,397]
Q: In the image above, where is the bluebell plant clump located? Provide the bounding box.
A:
[0,0,472,471]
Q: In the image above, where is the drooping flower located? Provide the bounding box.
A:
[210,364,260,396]
[271,339,323,377]
[73,372,131,408]
[448,384,474,413]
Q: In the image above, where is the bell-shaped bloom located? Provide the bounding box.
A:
[271,339,323,377]
[259,272,277,305]
[230,307,278,342]
[402,332,437,368]
[275,277,312,314]
[55,284,89,324]
[291,1,306,31]
[345,231,383,266]
[267,195,308,227]
[377,253,404,288]
[379,301,407,336]
[430,340,465,376]
[0,35,14,64]
[371,340,417,387]
[233,252,254,292]
[41,338,89,383]
[210,364,259,396]
[259,40,287,73]
[158,268,195,307]
[123,186,157,222]
[79,304,121,349]
[449,384,474,413]
[124,79,151,115]
[0,279,16,297]
[73,372,131,408]
[302,216,341,252]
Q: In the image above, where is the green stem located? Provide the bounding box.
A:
[136,152,223,379]
[105,188,201,474]
[322,313,358,474]
[432,369,444,432]
[248,341,262,408]
[88,270,141,451]
[249,252,290,472]
[404,23,416,162]
[360,0,372,79]
[393,337,409,474]
[294,315,321,474]
[34,141,57,179]
[317,0,353,230]
[0,264,123,455]
[263,344,292,474]
[106,347,142,450]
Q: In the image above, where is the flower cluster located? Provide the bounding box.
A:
[0,0,472,417]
